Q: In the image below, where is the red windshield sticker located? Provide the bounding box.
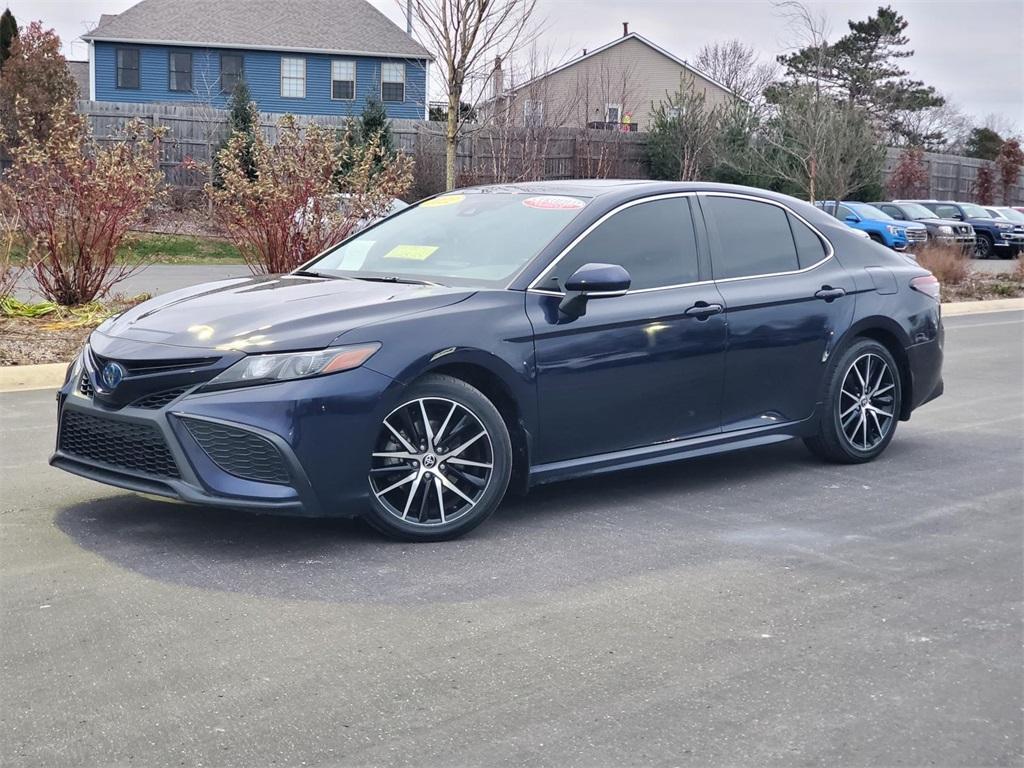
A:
[522,196,586,211]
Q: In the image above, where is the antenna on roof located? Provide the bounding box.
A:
[406,0,413,35]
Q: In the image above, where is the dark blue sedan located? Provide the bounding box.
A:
[52,182,945,540]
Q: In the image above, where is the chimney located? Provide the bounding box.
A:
[582,48,587,55]
[491,56,504,99]
[622,21,629,37]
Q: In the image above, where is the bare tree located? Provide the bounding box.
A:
[409,0,540,190]
[694,39,778,107]
[752,85,882,203]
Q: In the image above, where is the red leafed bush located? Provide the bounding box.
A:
[208,114,412,274]
[973,163,996,205]
[995,139,1023,205]
[887,146,929,199]
[1,101,166,305]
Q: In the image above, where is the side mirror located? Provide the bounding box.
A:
[559,262,631,318]
[844,215,859,225]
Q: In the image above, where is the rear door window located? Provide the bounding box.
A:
[536,197,699,292]
[788,214,828,268]
[702,196,800,279]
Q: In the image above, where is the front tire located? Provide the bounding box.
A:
[363,374,512,541]
[975,233,994,259]
[805,339,903,464]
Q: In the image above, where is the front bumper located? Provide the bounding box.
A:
[51,366,400,517]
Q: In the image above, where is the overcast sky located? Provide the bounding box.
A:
[8,0,1023,128]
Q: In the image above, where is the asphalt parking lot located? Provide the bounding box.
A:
[1,311,1021,767]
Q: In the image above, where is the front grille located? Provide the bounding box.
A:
[182,418,290,485]
[59,411,180,478]
[131,387,189,409]
[90,350,219,376]
[906,228,927,243]
[78,372,94,398]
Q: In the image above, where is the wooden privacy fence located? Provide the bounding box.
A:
[883,147,1023,205]
[77,100,649,194]
[77,101,1022,204]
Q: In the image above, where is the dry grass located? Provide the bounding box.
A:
[914,243,971,286]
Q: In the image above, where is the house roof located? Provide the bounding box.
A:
[82,0,432,60]
[504,32,745,104]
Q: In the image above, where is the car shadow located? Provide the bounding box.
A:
[54,440,827,605]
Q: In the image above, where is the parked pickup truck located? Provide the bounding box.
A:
[871,201,975,251]
[901,200,1024,259]
[816,201,928,251]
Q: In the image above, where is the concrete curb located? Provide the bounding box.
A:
[941,297,1024,316]
[0,362,68,394]
[1,298,1022,393]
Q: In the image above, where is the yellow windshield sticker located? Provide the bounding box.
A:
[383,244,438,261]
[421,194,465,208]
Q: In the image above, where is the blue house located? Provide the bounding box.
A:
[81,0,432,119]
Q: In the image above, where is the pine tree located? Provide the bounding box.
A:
[221,79,258,182]
[0,8,16,70]
[777,5,943,142]
[964,127,1004,161]
[357,97,394,156]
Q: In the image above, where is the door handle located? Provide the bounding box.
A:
[684,302,724,319]
[814,286,846,301]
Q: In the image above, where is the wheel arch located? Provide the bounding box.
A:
[412,354,533,495]
[837,317,914,420]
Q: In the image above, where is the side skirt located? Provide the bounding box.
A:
[527,417,816,488]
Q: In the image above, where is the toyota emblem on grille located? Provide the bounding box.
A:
[100,361,126,389]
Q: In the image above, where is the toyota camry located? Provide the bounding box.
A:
[52,181,944,541]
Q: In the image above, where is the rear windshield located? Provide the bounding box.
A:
[310,192,588,287]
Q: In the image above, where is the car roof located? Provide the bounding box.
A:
[453,179,808,205]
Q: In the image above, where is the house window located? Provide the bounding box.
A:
[169,51,192,92]
[221,53,244,93]
[523,99,544,126]
[605,103,622,123]
[331,60,355,100]
[281,56,306,98]
[381,62,405,102]
[116,47,140,89]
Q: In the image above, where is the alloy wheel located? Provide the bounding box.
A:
[370,397,494,526]
[838,353,897,452]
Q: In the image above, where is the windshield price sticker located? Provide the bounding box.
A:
[383,244,438,261]
[421,194,465,208]
[522,196,586,211]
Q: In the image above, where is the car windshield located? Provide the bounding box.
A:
[309,192,588,287]
[959,202,989,218]
[899,202,938,220]
[995,208,1024,223]
[850,203,892,220]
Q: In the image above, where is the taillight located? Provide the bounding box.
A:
[910,274,941,301]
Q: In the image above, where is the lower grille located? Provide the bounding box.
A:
[182,418,291,485]
[59,411,180,478]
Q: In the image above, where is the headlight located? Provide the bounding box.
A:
[995,222,1012,230]
[937,225,953,235]
[887,225,900,236]
[202,343,381,391]
[65,348,85,386]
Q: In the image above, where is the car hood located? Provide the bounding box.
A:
[96,274,476,351]
[916,217,969,228]
[891,220,927,231]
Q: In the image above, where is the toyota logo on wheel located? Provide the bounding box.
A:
[100,361,126,390]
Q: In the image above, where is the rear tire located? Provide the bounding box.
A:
[805,339,903,464]
[362,374,512,542]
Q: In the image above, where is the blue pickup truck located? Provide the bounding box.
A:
[816,201,928,251]
[900,200,1024,259]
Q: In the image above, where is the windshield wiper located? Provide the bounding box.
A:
[352,275,442,286]
[292,269,350,280]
